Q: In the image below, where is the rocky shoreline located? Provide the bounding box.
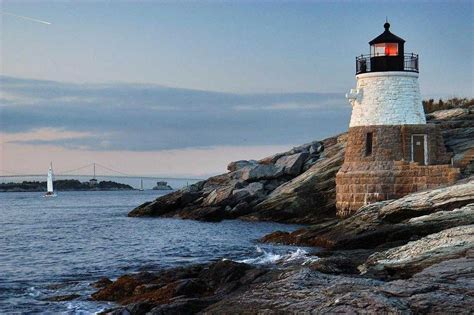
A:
[48,107,473,313]
[90,179,473,314]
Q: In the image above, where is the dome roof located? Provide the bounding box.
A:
[369,22,405,45]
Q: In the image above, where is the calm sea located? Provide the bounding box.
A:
[0,190,309,313]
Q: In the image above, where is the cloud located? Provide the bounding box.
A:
[0,75,350,151]
[1,128,93,142]
[233,98,346,111]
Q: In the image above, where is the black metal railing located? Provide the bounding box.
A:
[356,53,419,74]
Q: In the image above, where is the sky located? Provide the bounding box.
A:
[1,1,473,177]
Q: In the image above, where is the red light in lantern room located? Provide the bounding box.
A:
[385,43,398,56]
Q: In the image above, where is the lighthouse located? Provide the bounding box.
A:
[336,22,460,217]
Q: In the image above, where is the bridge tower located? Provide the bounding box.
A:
[89,163,98,186]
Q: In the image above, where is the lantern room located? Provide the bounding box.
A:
[356,22,418,74]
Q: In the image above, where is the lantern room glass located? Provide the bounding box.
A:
[371,43,399,56]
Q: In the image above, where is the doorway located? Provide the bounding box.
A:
[412,134,427,165]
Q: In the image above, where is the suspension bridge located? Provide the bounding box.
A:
[0,163,203,182]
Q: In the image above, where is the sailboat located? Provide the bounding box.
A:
[44,162,57,197]
[139,179,144,191]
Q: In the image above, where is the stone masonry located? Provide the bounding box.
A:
[336,160,460,218]
[343,124,452,165]
[336,124,460,217]
[349,72,426,127]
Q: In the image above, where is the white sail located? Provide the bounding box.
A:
[47,163,54,193]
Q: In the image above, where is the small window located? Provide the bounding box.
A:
[365,132,373,156]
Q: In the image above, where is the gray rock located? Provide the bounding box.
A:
[379,180,474,222]
[426,108,470,120]
[238,164,285,181]
[204,255,474,314]
[359,224,474,279]
[275,152,309,176]
[202,187,234,206]
[232,182,265,202]
[203,268,400,314]
[288,141,320,154]
[309,142,323,155]
[302,156,320,172]
[227,160,257,172]
[229,201,251,216]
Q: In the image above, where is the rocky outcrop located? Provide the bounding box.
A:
[129,136,342,224]
[379,179,474,222]
[261,180,474,249]
[244,135,346,223]
[360,225,474,279]
[91,250,474,314]
[428,106,474,175]
[205,253,474,314]
[92,260,269,314]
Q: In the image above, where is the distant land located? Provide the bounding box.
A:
[0,180,134,192]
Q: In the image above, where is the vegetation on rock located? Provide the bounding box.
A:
[422,97,474,113]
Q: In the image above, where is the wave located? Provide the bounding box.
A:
[236,246,319,266]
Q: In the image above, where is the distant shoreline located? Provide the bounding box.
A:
[0,188,136,192]
[0,179,135,192]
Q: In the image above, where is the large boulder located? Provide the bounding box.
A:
[426,107,471,121]
[237,164,285,181]
[202,186,234,206]
[227,160,257,172]
[379,179,474,222]
[232,182,265,202]
[274,152,309,176]
[360,225,474,279]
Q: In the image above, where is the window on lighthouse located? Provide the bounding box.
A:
[371,43,399,56]
[365,132,373,156]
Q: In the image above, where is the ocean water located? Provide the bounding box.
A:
[0,190,313,313]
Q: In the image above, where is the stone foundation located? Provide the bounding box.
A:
[336,161,460,217]
[335,124,460,217]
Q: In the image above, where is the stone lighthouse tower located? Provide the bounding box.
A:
[336,22,460,217]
